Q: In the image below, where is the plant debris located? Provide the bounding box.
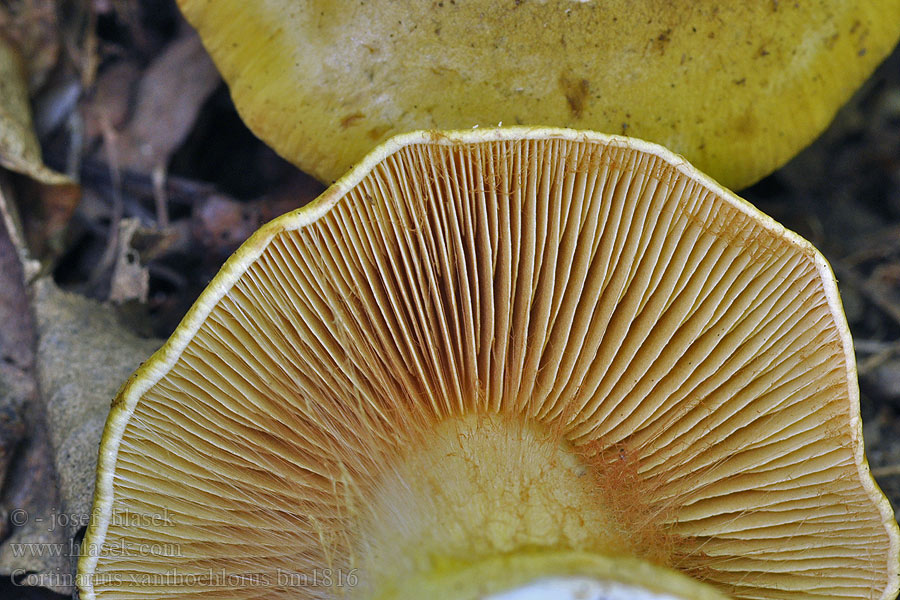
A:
[0,0,897,597]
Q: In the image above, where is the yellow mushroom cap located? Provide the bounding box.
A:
[79,129,898,600]
[176,0,900,189]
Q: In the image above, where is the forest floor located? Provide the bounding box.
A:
[0,2,899,598]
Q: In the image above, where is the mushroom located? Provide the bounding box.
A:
[175,1,900,189]
[78,128,898,600]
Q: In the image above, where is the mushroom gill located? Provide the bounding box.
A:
[79,129,899,600]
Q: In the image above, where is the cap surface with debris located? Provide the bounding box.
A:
[177,0,900,189]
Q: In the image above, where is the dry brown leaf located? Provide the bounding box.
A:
[81,60,141,148]
[19,177,81,266]
[0,190,70,595]
[0,35,70,185]
[0,197,33,490]
[0,0,61,92]
[0,34,80,268]
[191,175,323,260]
[191,193,259,258]
[108,218,149,304]
[115,31,220,173]
[0,414,71,595]
[0,174,38,279]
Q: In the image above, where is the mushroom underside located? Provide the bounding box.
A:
[82,132,897,600]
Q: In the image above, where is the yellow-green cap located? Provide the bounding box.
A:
[177,1,900,189]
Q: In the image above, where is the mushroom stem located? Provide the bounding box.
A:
[353,414,721,599]
[379,551,729,600]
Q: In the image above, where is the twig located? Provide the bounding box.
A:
[147,262,187,290]
[871,464,900,479]
[855,339,899,354]
[69,156,217,206]
[88,114,124,290]
[152,163,170,228]
[858,341,900,376]
[834,262,900,328]
[840,224,900,268]
[65,109,84,179]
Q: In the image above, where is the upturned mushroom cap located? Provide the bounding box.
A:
[79,129,898,600]
[176,0,900,189]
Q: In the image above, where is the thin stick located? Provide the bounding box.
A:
[152,163,170,228]
[88,113,123,290]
